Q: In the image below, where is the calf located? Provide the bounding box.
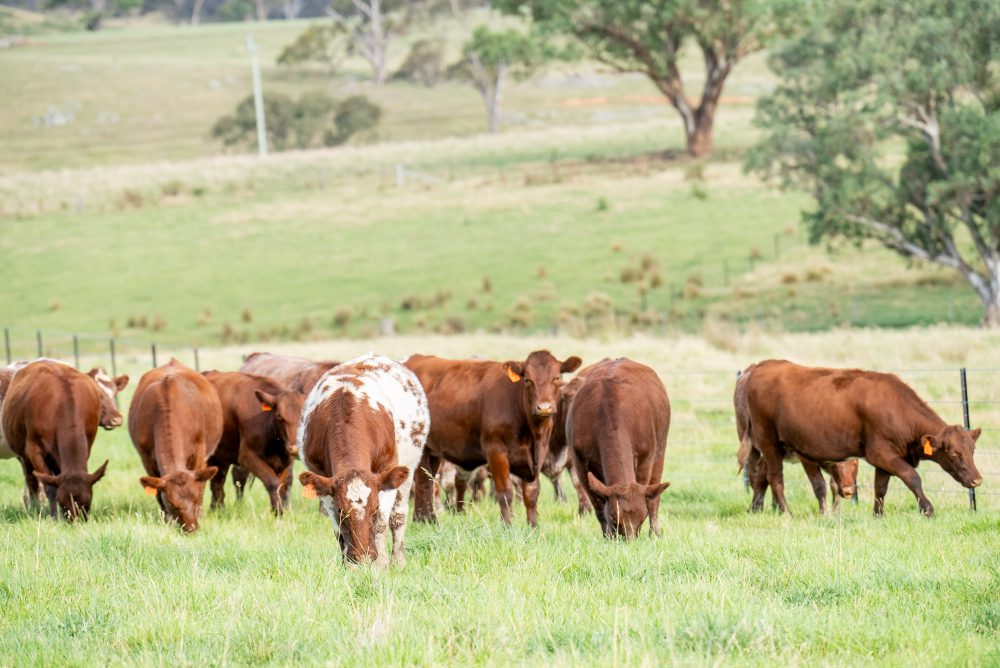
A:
[202,371,305,514]
[298,354,428,568]
[235,352,340,499]
[129,359,222,533]
[735,364,859,515]
[1,360,119,519]
[743,360,982,517]
[568,359,671,539]
[406,350,582,527]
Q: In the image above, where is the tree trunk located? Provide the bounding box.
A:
[485,63,507,134]
[191,0,206,25]
[256,0,266,21]
[687,99,717,157]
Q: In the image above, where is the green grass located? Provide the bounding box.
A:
[2,336,999,667]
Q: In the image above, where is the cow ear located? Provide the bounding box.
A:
[299,471,334,497]
[503,362,524,378]
[560,356,583,374]
[587,472,612,500]
[86,368,99,379]
[969,428,982,444]
[34,470,60,486]
[644,481,670,501]
[379,466,409,492]
[255,389,277,411]
[920,435,941,456]
[114,375,129,392]
[194,467,218,483]
[140,476,164,491]
[89,460,109,485]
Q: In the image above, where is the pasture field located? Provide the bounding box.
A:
[2,329,1000,667]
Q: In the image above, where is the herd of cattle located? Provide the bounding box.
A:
[0,350,985,567]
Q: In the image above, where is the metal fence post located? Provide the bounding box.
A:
[738,369,749,491]
[36,330,42,358]
[110,339,116,376]
[960,368,977,511]
[151,343,157,369]
[194,348,200,372]
[73,334,79,369]
[4,327,10,364]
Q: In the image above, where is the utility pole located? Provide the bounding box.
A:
[247,32,267,157]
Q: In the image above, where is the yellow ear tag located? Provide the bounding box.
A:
[261,403,272,411]
[144,486,157,496]
[301,484,317,500]
[507,367,521,383]
[923,440,934,456]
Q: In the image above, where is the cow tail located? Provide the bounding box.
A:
[736,417,753,475]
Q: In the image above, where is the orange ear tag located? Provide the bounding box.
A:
[923,440,934,456]
[144,486,157,496]
[507,367,521,383]
[302,484,317,500]
[261,403,272,411]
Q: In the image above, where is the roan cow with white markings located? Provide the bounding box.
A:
[298,354,428,569]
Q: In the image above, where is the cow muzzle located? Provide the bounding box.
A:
[103,416,123,429]
[533,403,554,418]
[841,486,855,497]
[970,477,983,488]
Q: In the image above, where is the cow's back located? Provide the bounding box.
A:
[240,352,338,395]
[0,362,28,458]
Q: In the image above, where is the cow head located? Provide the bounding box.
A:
[34,460,109,521]
[87,367,129,430]
[255,388,306,458]
[588,473,669,540]
[831,460,859,498]
[502,351,583,475]
[922,426,983,489]
[140,465,218,533]
[300,467,409,565]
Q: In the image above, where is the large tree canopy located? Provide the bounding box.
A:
[748,0,1000,326]
[496,0,805,155]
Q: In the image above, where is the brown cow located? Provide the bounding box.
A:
[298,354,428,568]
[742,360,982,517]
[1,360,122,519]
[406,350,582,527]
[129,359,222,533]
[201,371,305,514]
[234,352,340,500]
[735,364,859,515]
[568,358,670,539]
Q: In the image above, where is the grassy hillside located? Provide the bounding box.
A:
[1,330,999,667]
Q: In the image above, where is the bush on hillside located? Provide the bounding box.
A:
[211,92,381,152]
[392,39,445,86]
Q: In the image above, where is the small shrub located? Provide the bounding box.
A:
[641,255,659,272]
[691,182,708,200]
[611,243,623,253]
[805,269,823,282]
[467,296,479,310]
[429,289,452,308]
[49,300,61,311]
[152,313,167,332]
[380,300,391,314]
[734,287,754,299]
[197,308,212,326]
[620,267,638,283]
[704,317,739,352]
[137,314,148,329]
[117,189,143,210]
[585,291,613,318]
[333,306,352,329]
[684,162,706,181]
[596,197,609,212]
[192,187,206,197]
[750,247,762,261]
[258,327,278,342]
[400,294,422,311]
[781,273,799,284]
[686,271,703,287]
[161,181,182,197]
[414,314,428,330]
[505,297,533,327]
[784,225,796,236]
[649,272,663,288]
[392,39,445,86]
[684,283,701,300]
[221,322,235,344]
[482,276,492,293]
[241,307,253,323]
[537,265,547,279]
[442,315,465,334]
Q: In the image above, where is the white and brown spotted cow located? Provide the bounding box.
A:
[298,354,428,569]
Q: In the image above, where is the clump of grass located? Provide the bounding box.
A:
[782,272,799,284]
[684,283,701,300]
[805,269,823,282]
[585,291,613,318]
[441,315,465,334]
[684,161,706,181]
[482,276,492,293]
[505,297,533,327]
[401,294,422,311]
[428,289,452,308]
[611,243,623,253]
[467,295,479,310]
[596,196,609,212]
[161,181,182,197]
[333,306,352,329]
[128,314,149,329]
[117,189,143,210]
[241,307,253,323]
[197,308,212,326]
[537,265,547,279]
[151,313,167,332]
[691,181,708,200]
[49,300,61,311]
[750,246,763,261]
[620,267,638,283]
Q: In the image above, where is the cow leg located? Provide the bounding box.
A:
[279,461,294,510]
[747,450,769,512]
[389,478,412,568]
[568,459,593,515]
[799,458,830,516]
[551,472,567,503]
[208,458,230,510]
[24,442,59,519]
[486,452,514,525]
[472,467,487,502]
[522,477,540,528]
[825,463,843,513]
[413,451,440,524]
[454,470,469,514]
[19,457,44,512]
[237,450,284,515]
[231,466,250,501]
[873,467,891,517]
[867,451,934,516]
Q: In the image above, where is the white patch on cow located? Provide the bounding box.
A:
[93,369,117,402]
[320,496,340,536]
[378,489,397,523]
[346,477,370,510]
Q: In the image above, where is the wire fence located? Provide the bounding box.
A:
[3,325,997,513]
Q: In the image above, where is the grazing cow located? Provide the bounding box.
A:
[569,358,670,539]
[298,354,428,568]
[735,364,859,515]
[742,360,982,517]
[201,371,305,514]
[0,362,30,461]
[129,359,222,533]
[406,350,582,527]
[234,353,340,500]
[434,462,488,512]
[1,360,124,519]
